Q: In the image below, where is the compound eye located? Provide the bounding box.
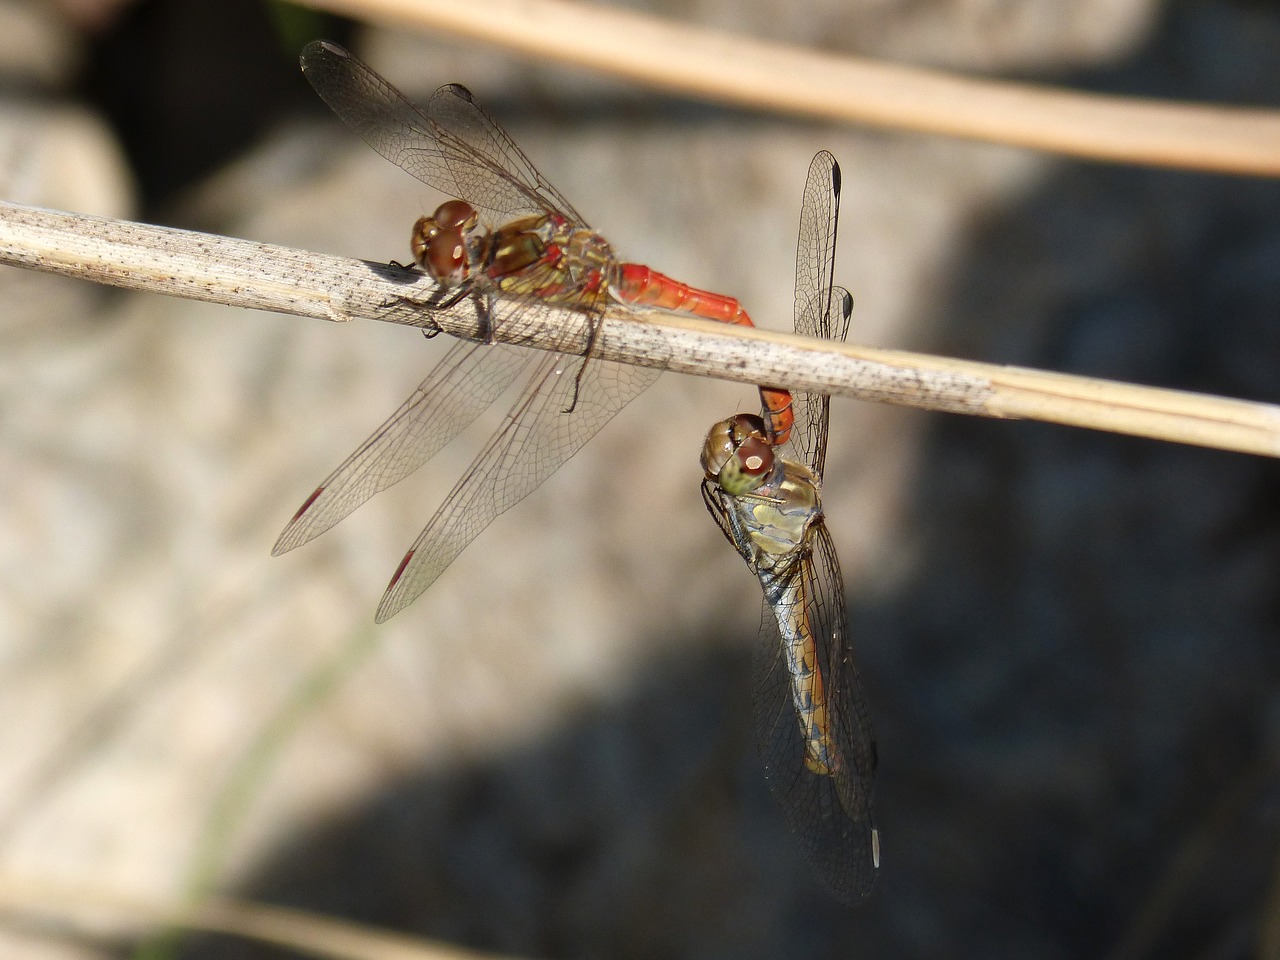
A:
[431,199,477,231]
[717,434,774,496]
[733,436,773,477]
[423,228,468,281]
[701,413,770,479]
[727,413,767,437]
[701,418,737,477]
[410,214,439,266]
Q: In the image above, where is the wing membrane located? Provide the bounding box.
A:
[300,41,585,226]
[375,346,659,621]
[274,340,531,555]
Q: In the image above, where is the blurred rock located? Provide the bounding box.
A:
[0,0,81,87]
[0,102,134,215]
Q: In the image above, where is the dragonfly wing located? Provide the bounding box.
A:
[791,286,852,483]
[273,339,532,555]
[790,151,849,479]
[300,41,584,227]
[374,346,660,621]
[794,150,841,344]
[753,520,879,905]
[425,82,587,226]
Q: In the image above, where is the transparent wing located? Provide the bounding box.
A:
[791,287,852,484]
[375,346,660,622]
[755,150,876,902]
[300,40,585,227]
[789,150,849,481]
[273,340,533,555]
[793,150,840,339]
[753,521,878,905]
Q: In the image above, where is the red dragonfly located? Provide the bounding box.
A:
[701,151,879,904]
[275,41,792,621]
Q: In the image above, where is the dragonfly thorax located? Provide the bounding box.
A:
[735,460,822,566]
[413,202,616,311]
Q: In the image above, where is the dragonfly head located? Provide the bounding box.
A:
[702,413,776,496]
[412,200,480,284]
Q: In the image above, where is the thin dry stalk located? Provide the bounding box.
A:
[0,873,513,960]
[300,0,1280,176]
[2,201,1278,457]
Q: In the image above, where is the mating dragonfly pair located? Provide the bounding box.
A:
[277,41,878,903]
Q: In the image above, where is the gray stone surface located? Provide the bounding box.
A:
[2,1,1280,958]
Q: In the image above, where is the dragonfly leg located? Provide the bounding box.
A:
[470,290,496,343]
[721,493,759,566]
[561,312,604,414]
[433,285,469,310]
